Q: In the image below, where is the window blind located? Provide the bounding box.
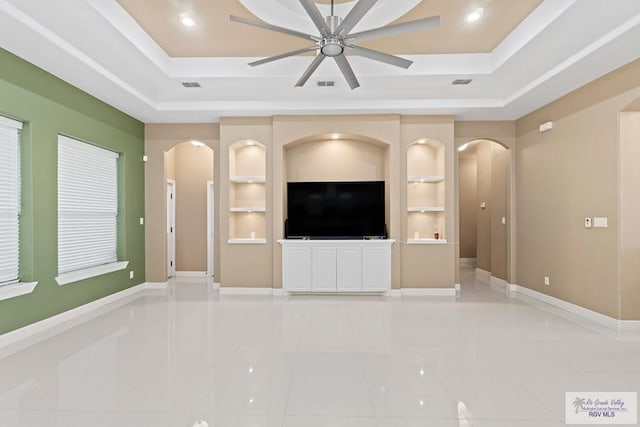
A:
[0,116,22,286]
[58,135,119,274]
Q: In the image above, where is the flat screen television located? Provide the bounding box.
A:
[286,181,386,239]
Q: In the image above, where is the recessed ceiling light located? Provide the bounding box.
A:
[458,143,470,152]
[465,8,484,23]
[246,140,255,146]
[331,134,340,140]
[191,140,205,147]
[417,139,426,144]
[180,14,196,27]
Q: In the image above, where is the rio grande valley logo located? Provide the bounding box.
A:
[566,392,637,425]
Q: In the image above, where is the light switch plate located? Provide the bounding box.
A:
[594,217,608,228]
[584,217,592,228]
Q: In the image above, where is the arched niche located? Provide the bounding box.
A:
[228,139,267,242]
[406,138,446,242]
[284,133,387,183]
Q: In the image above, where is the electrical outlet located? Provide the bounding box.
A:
[584,217,592,228]
[139,217,144,225]
[544,276,550,286]
[129,271,134,279]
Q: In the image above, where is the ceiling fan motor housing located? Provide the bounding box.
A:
[320,15,344,57]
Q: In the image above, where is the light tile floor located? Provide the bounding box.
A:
[0,268,638,426]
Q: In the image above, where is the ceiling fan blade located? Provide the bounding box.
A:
[335,0,378,37]
[230,15,319,42]
[299,0,331,37]
[346,16,440,43]
[249,46,319,67]
[295,54,326,87]
[346,45,413,69]
[334,55,360,90]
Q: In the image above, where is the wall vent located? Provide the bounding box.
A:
[452,79,472,85]
[317,80,335,87]
[182,82,202,88]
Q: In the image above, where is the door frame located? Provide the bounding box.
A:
[207,180,214,278]
[167,179,176,278]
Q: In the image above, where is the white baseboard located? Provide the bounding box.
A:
[475,268,491,283]
[489,276,508,292]
[144,282,168,289]
[509,284,640,331]
[219,286,274,295]
[460,258,477,267]
[175,271,208,277]
[400,288,457,297]
[0,283,152,352]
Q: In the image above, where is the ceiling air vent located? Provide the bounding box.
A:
[317,80,335,87]
[182,82,202,88]
[452,79,472,85]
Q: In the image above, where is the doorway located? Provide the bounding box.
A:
[458,139,510,283]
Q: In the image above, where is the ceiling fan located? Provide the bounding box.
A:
[230,0,440,89]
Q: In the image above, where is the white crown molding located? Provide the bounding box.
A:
[2,0,640,122]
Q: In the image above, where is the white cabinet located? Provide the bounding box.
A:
[312,247,337,291]
[283,246,311,291]
[362,247,389,292]
[279,240,395,293]
[337,247,362,291]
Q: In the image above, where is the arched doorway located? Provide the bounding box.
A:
[458,139,511,284]
[165,140,215,278]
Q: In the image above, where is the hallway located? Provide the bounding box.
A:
[0,269,638,426]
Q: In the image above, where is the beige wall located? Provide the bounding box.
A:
[458,155,477,258]
[144,124,220,283]
[400,116,456,287]
[174,142,214,271]
[489,144,508,280]
[516,59,640,320]
[220,118,273,287]
[141,61,640,321]
[286,139,386,182]
[618,111,640,320]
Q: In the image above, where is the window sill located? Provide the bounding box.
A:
[55,261,129,286]
[0,281,38,302]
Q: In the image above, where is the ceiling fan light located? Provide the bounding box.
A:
[320,37,344,57]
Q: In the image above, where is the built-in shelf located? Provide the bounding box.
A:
[230,176,266,183]
[408,175,444,183]
[408,206,445,212]
[228,238,267,244]
[407,238,448,245]
[230,207,266,213]
[407,140,446,243]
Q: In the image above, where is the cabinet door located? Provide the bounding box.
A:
[284,247,311,291]
[362,246,390,291]
[337,247,362,291]
[311,247,337,292]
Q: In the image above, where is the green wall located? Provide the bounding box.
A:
[0,48,145,335]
